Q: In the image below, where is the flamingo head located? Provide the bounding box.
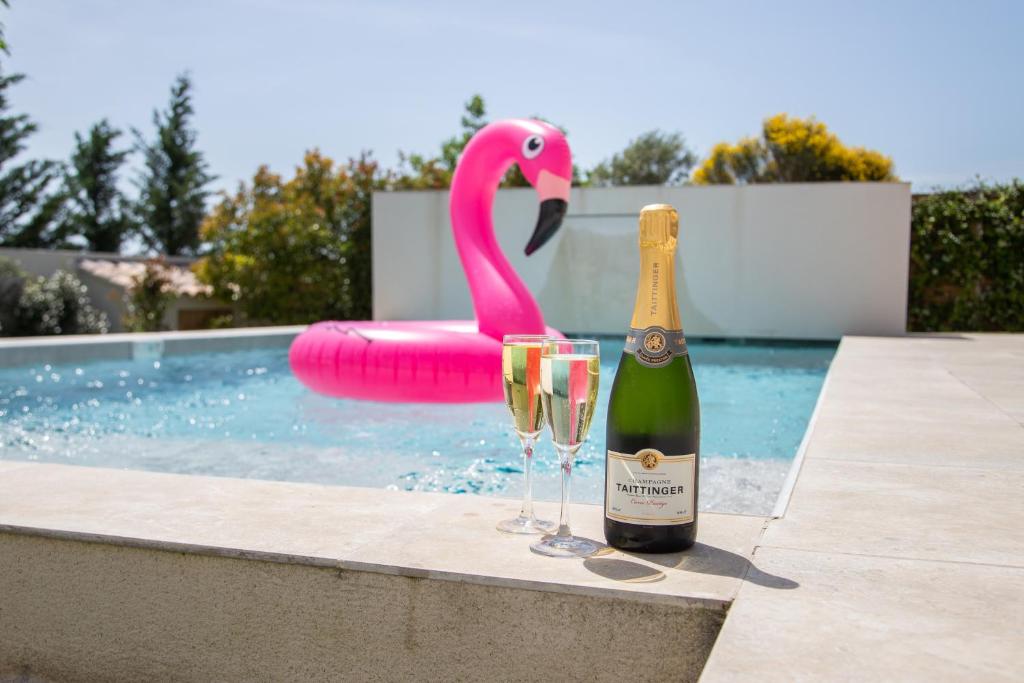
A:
[513,120,573,256]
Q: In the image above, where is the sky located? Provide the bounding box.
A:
[6,0,1024,194]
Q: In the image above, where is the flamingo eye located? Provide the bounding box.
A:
[522,135,544,159]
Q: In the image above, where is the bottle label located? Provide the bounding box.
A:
[624,326,687,368]
[606,449,695,525]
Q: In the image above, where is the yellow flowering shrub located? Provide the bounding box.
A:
[693,114,896,184]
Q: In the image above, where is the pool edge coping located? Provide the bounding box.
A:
[0,326,308,368]
[0,460,768,614]
[769,337,842,519]
[0,520,733,611]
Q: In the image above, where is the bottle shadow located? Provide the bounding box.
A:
[582,542,798,590]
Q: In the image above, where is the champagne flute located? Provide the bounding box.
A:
[497,335,556,534]
[531,339,601,558]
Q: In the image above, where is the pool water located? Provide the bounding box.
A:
[0,338,834,515]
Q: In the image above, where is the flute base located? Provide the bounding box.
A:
[496,515,557,535]
[530,534,599,558]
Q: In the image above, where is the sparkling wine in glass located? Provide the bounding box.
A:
[496,335,556,534]
[531,339,601,558]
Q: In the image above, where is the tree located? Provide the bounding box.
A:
[395,95,580,189]
[0,1,67,248]
[338,152,378,319]
[60,119,133,252]
[123,258,174,332]
[0,70,64,246]
[693,114,896,184]
[393,151,450,190]
[440,94,487,173]
[588,130,696,186]
[133,74,215,255]
[394,95,486,190]
[0,254,22,333]
[0,0,8,54]
[196,150,386,324]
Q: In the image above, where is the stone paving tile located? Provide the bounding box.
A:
[840,334,1024,360]
[826,354,956,373]
[814,390,1012,425]
[945,375,1024,424]
[946,360,1024,378]
[822,375,981,402]
[805,414,1024,470]
[699,547,1024,683]
[764,458,1024,567]
[943,356,1024,395]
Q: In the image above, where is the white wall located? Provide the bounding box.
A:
[0,247,87,277]
[372,183,911,340]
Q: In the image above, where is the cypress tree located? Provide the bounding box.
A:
[61,119,133,252]
[0,69,63,247]
[133,74,214,255]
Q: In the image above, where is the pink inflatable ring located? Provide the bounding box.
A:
[289,119,572,402]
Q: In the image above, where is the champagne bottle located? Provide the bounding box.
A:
[604,204,700,553]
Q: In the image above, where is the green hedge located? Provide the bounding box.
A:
[909,180,1024,332]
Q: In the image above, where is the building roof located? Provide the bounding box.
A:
[78,259,213,298]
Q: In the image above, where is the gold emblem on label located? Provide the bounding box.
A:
[637,448,661,470]
[644,331,666,354]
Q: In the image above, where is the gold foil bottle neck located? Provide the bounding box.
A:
[630,203,682,331]
[639,204,678,250]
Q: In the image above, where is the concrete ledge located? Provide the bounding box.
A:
[1,533,724,682]
[0,461,773,681]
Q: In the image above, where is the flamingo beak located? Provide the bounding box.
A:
[525,169,571,256]
[525,199,567,256]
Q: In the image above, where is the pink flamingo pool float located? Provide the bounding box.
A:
[289,119,572,402]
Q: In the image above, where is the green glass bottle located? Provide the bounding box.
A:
[605,204,700,553]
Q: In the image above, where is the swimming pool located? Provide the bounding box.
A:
[0,337,834,515]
